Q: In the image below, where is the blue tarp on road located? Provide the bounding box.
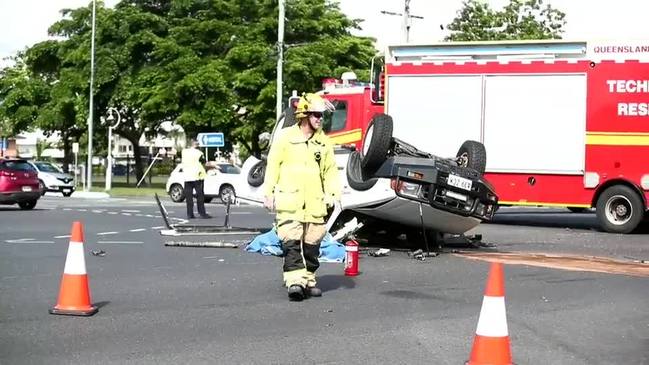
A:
[245,229,345,263]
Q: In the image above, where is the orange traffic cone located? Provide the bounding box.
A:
[466,262,512,365]
[49,221,98,316]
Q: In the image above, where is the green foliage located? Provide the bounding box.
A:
[0,0,377,161]
[445,0,566,41]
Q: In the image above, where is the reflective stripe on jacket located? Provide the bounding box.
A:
[263,125,341,223]
[181,148,206,181]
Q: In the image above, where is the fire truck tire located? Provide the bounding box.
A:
[346,151,378,191]
[456,140,487,174]
[361,113,393,171]
[247,160,266,187]
[595,185,644,234]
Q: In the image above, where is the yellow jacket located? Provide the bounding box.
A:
[263,125,341,223]
[181,147,206,181]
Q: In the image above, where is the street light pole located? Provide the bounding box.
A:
[86,0,97,191]
[105,108,121,191]
[380,0,424,43]
[276,0,285,120]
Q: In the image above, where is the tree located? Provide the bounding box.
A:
[1,0,377,178]
[445,0,566,41]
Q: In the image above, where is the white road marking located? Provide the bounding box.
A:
[121,213,132,216]
[5,239,54,244]
[63,208,72,211]
[122,209,140,213]
[203,256,219,259]
[78,209,87,212]
[92,210,104,213]
[151,226,165,230]
[97,232,118,236]
[129,228,147,232]
[145,214,154,217]
[108,212,118,215]
[54,235,71,239]
[97,241,143,244]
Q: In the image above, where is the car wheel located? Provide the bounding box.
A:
[18,200,37,210]
[247,160,266,187]
[595,185,644,233]
[168,183,185,202]
[38,180,46,195]
[219,185,236,204]
[456,140,487,175]
[346,150,378,191]
[361,113,393,172]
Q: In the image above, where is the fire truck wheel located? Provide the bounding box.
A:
[247,160,266,187]
[456,140,487,174]
[361,113,393,171]
[595,185,644,234]
[346,150,378,191]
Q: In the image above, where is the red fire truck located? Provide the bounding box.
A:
[319,40,649,234]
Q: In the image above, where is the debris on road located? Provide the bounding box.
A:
[408,249,439,261]
[91,249,106,257]
[368,248,390,257]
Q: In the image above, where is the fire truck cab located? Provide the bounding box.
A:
[320,40,649,234]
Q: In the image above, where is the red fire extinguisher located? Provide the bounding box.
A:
[344,239,359,276]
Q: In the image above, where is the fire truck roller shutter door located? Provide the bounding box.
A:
[361,114,393,172]
[456,140,487,175]
[346,150,378,191]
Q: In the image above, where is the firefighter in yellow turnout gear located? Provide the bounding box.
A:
[263,93,341,301]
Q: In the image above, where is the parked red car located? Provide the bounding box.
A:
[0,158,41,210]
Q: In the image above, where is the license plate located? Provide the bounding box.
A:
[63,189,71,193]
[447,174,472,191]
[22,186,32,192]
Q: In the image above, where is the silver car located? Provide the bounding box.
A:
[29,161,75,197]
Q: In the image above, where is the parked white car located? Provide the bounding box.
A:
[166,163,240,204]
[28,161,75,197]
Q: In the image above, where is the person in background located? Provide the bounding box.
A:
[263,93,341,301]
[181,139,211,219]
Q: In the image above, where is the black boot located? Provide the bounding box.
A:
[288,285,305,301]
[306,286,322,297]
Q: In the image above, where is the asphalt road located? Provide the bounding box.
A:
[1,196,648,364]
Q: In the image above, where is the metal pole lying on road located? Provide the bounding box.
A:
[164,241,239,248]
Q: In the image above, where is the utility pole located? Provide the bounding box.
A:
[276,0,285,121]
[86,0,96,191]
[380,0,424,43]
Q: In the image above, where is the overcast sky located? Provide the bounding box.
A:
[2,0,649,68]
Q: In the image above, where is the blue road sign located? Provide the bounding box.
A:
[197,132,224,147]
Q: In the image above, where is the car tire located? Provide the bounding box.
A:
[18,200,37,210]
[247,160,266,187]
[219,184,236,204]
[595,185,644,234]
[169,183,185,203]
[456,140,487,175]
[360,113,393,172]
[346,151,378,191]
[38,180,46,196]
